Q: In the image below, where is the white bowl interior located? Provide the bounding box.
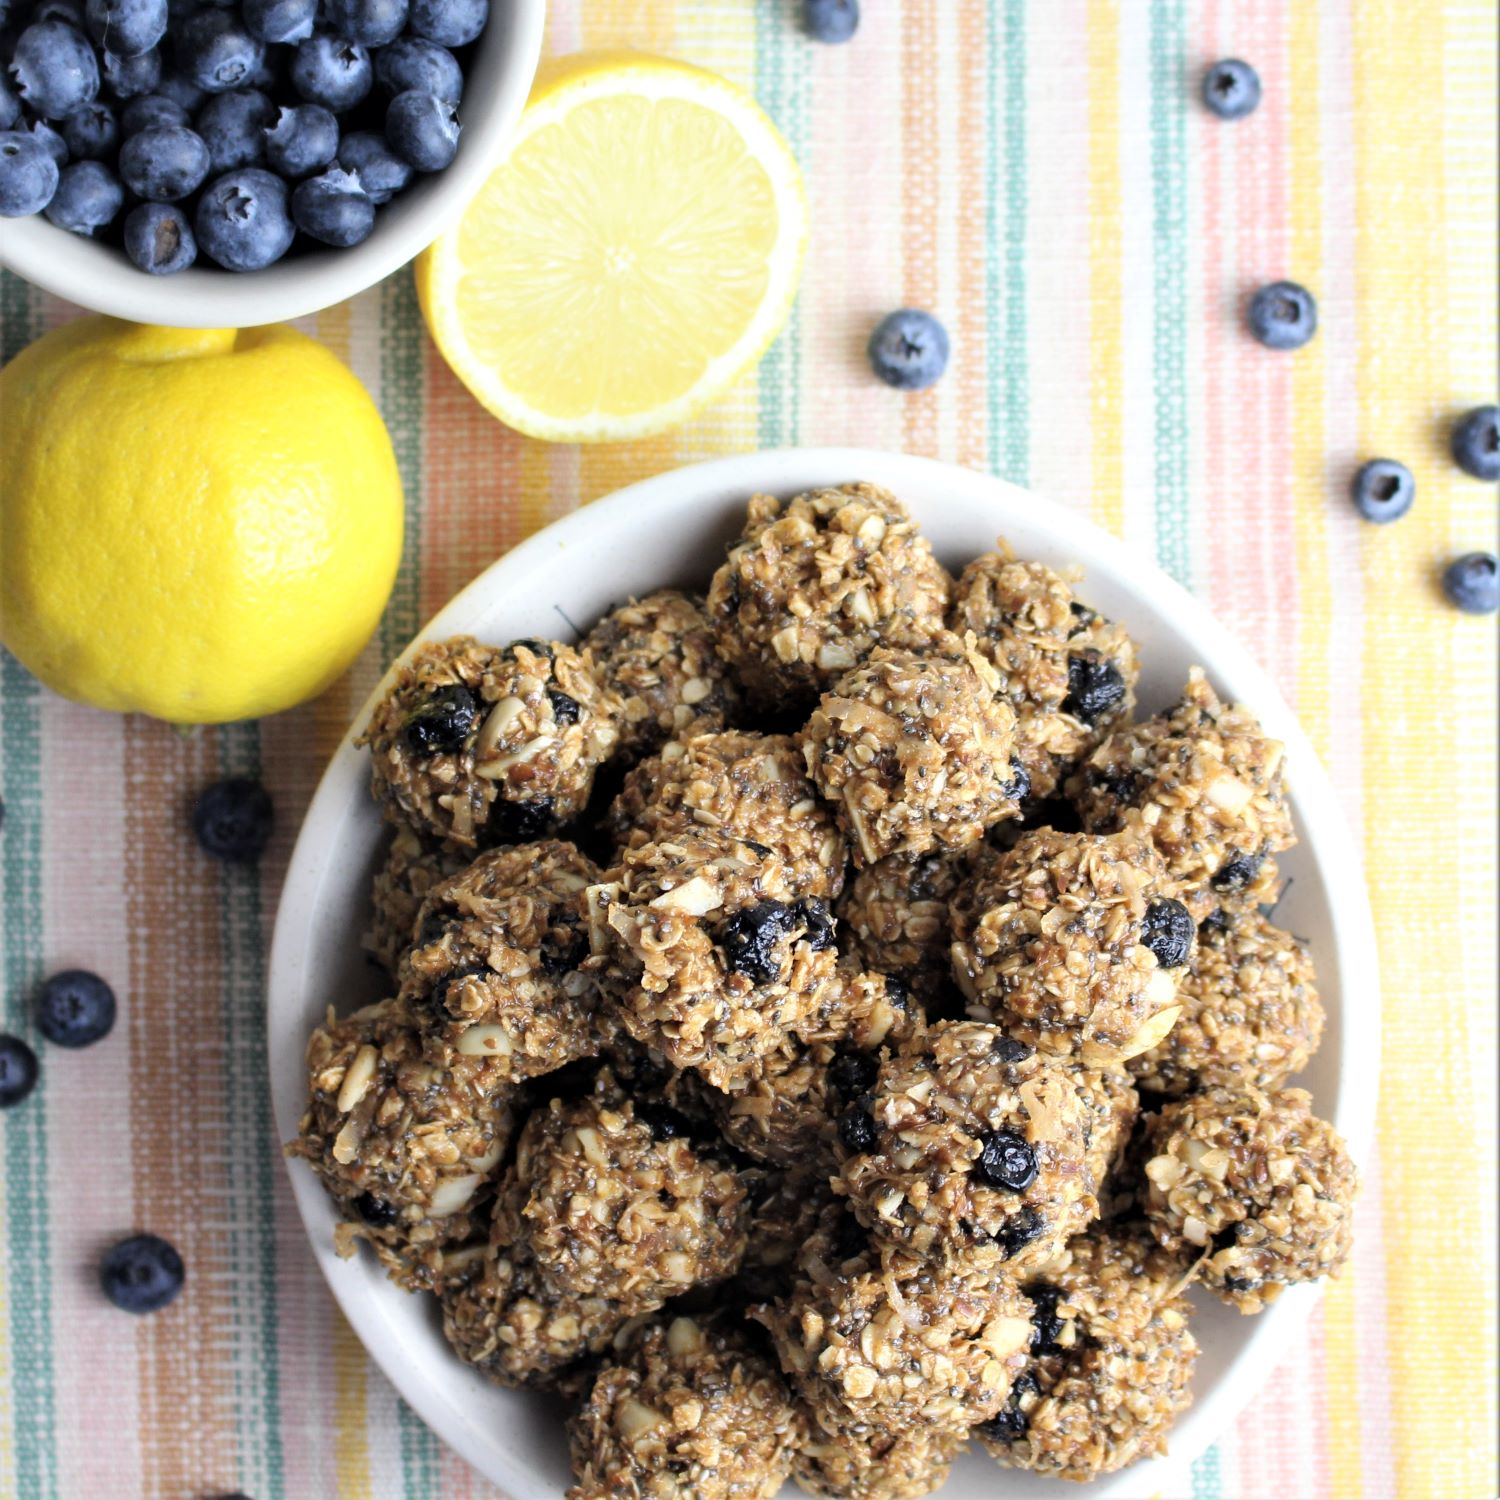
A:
[269,448,1379,1500]
[0,0,546,327]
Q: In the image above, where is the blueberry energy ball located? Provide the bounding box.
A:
[706,484,952,713]
[364,822,466,973]
[794,1415,965,1500]
[361,636,621,849]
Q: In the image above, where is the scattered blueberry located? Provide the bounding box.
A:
[35,969,118,1047]
[85,0,167,59]
[1351,459,1415,524]
[242,0,317,45]
[0,131,60,217]
[325,0,409,48]
[385,88,456,171]
[1248,280,1317,351]
[1202,58,1261,120]
[43,158,122,233]
[100,42,161,98]
[804,0,858,43]
[353,1191,398,1226]
[0,73,20,131]
[120,90,187,132]
[11,20,101,121]
[191,776,274,861]
[975,1129,1038,1192]
[195,164,293,267]
[1441,552,1499,615]
[406,0,486,48]
[264,101,337,178]
[1140,898,1194,969]
[100,1233,185,1314]
[0,1035,40,1108]
[124,199,196,271]
[373,34,459,101]
[195,87,274,171]
[291,164,372,244]
[868,308,950,391]
[290,33,371,111]
[838,1105,878,1154]
[1062,654,1127,724]
[1450,404,1500,481]
[61,100,118,158]
[120,122,210,200]
[337,127,408,201]
[176,9,264,94]
[402,683,477,754]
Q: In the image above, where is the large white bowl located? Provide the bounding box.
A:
[0,0,545,328]
[269,448,1379,1500]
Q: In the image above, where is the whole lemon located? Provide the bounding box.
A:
[0,319,403,723]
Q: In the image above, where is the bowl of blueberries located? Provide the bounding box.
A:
[0,0,546,325]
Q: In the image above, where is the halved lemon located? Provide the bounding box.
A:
[417,51,808,443]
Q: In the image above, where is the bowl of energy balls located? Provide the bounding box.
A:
[269,448,1379,1500]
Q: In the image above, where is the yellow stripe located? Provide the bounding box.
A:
[332,1313,374,1500]
[1086,0,1123,538]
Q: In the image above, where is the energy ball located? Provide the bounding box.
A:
[949,827,1190,1065]
[1076,1066,1140,1217]
[950,545,1139,799]
[586,831,838,1090]
[833,1020,1096,1268]
[706,484,952,713]
[398,840,605,1084]
[1068,667,1296,919]
[582,589,742,760]
[608,729,846,898]
[361,635,620,849]
[976,1219,1199,1480]
[1129,909,1323,1097]
[290,997,515,1290]
[738,1167,837,1301]
[1142,1085,1358,1312]
[794,1413,964,1500]
[753,1204,1034,1436]
[493,1083,749,1309]
[365,824,466,973]
[568,1314,802,1500]
[802,638,1026,867]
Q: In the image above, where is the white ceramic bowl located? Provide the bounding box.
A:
[269,448,1379,1500]
[0,0,545,328]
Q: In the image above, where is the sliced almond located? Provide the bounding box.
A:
[649,874,722,915]
[336,1045,379,1113]
[474,696,526,754]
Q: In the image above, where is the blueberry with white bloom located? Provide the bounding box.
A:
[0,130,60,215]
[101,44,161,98]
[1248,280,1317,351]
[289,33,371,111]
[337,127,408,202]
[374,34,460,101]
[32,0,85,25]
[1441,552,1499,615]
[120,90,186,133]
[264,101,336,178]
[1202,59,1261,120]
[119,122,209,200]
[194,165,293,269]
[194,86,274,171]
[154,69,205,113]
[175,9,264,94]
[243,0,316,44]
[43,157,122,231]
[84,0,167,59]
[804,0,858,43]
[62,100,118,158]
[291,164,373,245]
[386,88,457,171]
[1450,405,1500,482]
[27,117,70,165]
[10,20,100,120]
[123,199,195,271]
[1350,459,1415,525]
[868,308,950,390]
[406,0,486,48]
[323,0,407,47]
[0,73,20,131]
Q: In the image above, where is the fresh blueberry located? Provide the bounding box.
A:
[119,122,209,199]
[1140,898,1194,969]
[1441,552,1499,615]
[191,776,274,861]
[1061,653,1127,724]
[100,1233,185,1313]
[402,684,477,754]
[264,101,336,177]
[291,164,372,245]
[838,1105,878,1154]
[120,90,187,132]
[868,308,950,390]
[1202,58,1261,120]
[154,69,205,113]
[406,0,486,48]
[27,119,70,167]
[43,157,122,231]
[384,88,457,171]
[1248,281,1317,351]
[243,0,316,43]
[101,44,162,99]
[0,73,20,132]
[61,100,118,159]
[10,20,101,121]
[194,87,274,170]
[35,969,117,1047]
[1351,459,1415,524]
[246,42,289,94]
[336,127,407,201]
[323,0,407,47]
[804,0,858,43]
[975,1129,1038,1192]
[0,130,60,215]
[176,10,265,94]
[289,34,371,111]
[1450,404,1500,481]
[0,1035,40,1108]
[123,199,195,271]
[84,0,166,58]
[373,35,460,102]
[33,0,86,24]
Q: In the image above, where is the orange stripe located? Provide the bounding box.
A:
[900,0,940,459]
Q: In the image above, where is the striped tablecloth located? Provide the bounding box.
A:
[1,2,1495,1497]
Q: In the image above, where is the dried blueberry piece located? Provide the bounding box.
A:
[794,896,836,951]
[976,1372,1038,1442]
[635,1101,692,1142]
[830,1210,869,1262]
[997,1205,1046,1257]
[1027,1285,1065,1355]
[1062,654,1127,725]
[486,794,554,844]
[838,1104,878,1154]
[883,973,910,1010]
[827,1049,879,1099]
[1093,766,1140,804]
[1140,898,1194,969]
[415,911,456,948]
[402,683,476,755]
[741,838,772,858]
[1067,600,1099,632]
[546,688,580,726]
[1000,759,1031,803]
[354,1191,397,1227]
[991,1036,1033,1064]
[1212,848,1264,890]
[538,928,588,976]
[975,1130,1038,1192]
[1223,1273,1255,1292]
[720,900,796,985]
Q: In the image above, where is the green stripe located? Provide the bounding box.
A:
[999,0,1029,486]
[1149,0,1192,584]
[1192,1444,1225,1499]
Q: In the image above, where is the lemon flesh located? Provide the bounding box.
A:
[418,52,807,443]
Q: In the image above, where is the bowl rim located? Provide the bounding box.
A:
[0,0,547,328]
[268,446,1380,1497]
